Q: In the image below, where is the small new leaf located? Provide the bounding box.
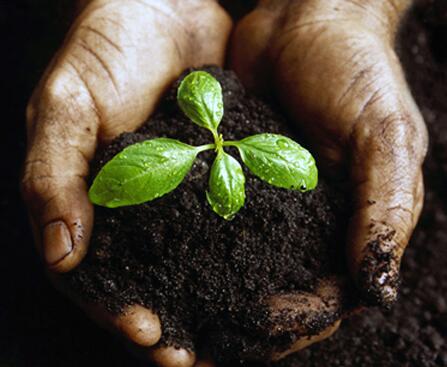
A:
[177,71,224,133]
[235,134,318,191]
[89,138,198,208]
[206,151,246,220]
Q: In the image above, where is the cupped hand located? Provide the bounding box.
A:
[22,0,429,364]
[230,0,428,358]
[21,0,231,366]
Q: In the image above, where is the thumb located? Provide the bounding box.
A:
[21,69,99,273]
[348,88,427,306]
[344,36,428,306]
[21,0,232,273]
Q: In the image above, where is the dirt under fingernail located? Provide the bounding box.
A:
[357,227,401,308]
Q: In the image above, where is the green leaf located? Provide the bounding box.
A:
[177,71,224,133]
[235,134,318,191]
[206,151,246,220]
[89,138,199,208]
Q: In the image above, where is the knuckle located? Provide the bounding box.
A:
[378,112,427,164]
[26,67,99,142]
[41,72,74,106]
[27,73,76,133]
[354,110,427,166]
[21,157,54,204]
[21,172,52,205]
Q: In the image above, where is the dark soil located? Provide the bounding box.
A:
[67,67,351,363]
[1,1,446,367]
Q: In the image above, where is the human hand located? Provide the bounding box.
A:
[230,0,428,359]
[21,1,231,366]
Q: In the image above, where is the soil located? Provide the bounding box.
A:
[1,1,446,366]
[67,66,351,363]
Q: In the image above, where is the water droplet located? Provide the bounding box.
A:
[277,139,291,149]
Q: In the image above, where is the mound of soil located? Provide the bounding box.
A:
[67,67,350,362]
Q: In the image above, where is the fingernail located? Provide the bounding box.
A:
[42,221,73,266]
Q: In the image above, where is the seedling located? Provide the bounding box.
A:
[89,71,318,220]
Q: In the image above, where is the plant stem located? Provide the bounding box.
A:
[222,141,240,147]
[196,143,216,153]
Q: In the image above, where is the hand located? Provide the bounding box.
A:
[230,0,428,357]
[21,1,231,366]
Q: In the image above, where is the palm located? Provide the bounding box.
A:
[231,0,427,308]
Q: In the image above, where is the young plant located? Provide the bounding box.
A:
[89,71,318,220]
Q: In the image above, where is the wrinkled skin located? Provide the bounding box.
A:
[231,0,427,308]
[21,0,428,366]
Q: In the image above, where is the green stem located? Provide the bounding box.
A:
[211,129,220,142]
[222,140,240,147]
[211,130,225,153]
[196,143,216,153]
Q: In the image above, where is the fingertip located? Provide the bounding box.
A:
[357,251,400,308]
[24,176,94,273]
[43,218,90,273]
[266,277,343,337]
[149,346,196,367]
[117,305,162,347]
[348,218,401,307]
[271,320,342,361]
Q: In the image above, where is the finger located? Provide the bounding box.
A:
[112,305,161,348]
[90,303,162,347]
[49,273,162,347]
[89,305,196,367]
[22,70,98,272]
[263,278,345,360]
[349,163,426,307]
[271,320,341,361]
[51,273,198,367]
[148,345,196,367]
[21,0,232,273]
[347,67,428,307]
[124,343,196,367]
[264,277,345,338]
[270,31,427,306]
[229,2,279,92]
[127,340,196,367]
